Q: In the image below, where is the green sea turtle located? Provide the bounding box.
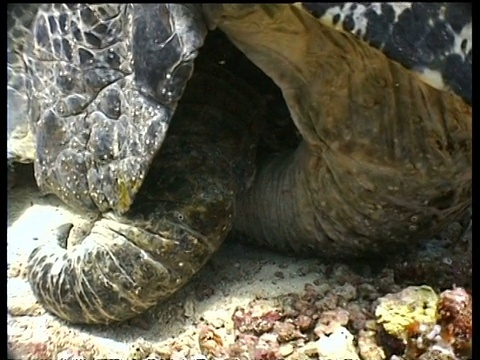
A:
[7,3,471,324]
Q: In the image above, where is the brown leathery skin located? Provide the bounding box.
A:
[27,62,264,324]
[207,4,472,256]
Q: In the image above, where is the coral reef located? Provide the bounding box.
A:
[375,286,472,360]
[375,286,439,340]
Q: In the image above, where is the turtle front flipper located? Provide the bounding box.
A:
[23,4,206,213]
[208,4,472,257]
[27,61,264,324]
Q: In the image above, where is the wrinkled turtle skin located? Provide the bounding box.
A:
[7,3,471,324]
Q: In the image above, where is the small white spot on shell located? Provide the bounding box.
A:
[452,22,472,58]
[415,68,446,91]
[390,3,412,22]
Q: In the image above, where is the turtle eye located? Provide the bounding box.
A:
[177,212,184,221]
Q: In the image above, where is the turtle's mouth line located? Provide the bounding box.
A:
[104,209,211,249]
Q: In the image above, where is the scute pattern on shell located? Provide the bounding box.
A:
[302,3,472,104]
